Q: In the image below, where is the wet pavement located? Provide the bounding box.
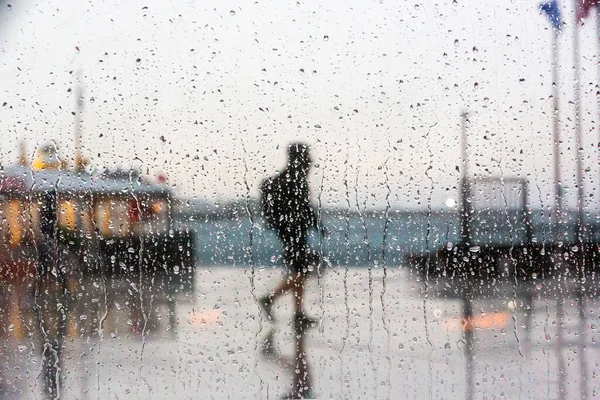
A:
[1,266,599,399]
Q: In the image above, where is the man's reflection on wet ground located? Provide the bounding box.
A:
[261,311,315,399]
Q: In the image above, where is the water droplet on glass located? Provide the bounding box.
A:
[469,245,480,253]
[414,4,420,9]
[135,58,141,66]
[444,342,451,350]
[230,10,236,15]
[454,39,459,47]
[571,245,579,252]
[323,35,329,41]
[474,82,479,89]
[507,300,516,311]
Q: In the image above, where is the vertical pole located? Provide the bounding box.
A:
[573,16,588,400]
[19,139,29,167]
[523,180,533,246]
[573,4,585,248]
[542,20,567,399]
[73,72,85,276]
[556,289,567,400]
[551,29,563,239]
[460,111,472,245]
[597,7,600,240]
[459,111,474,400]
[74,71,84,172]
[463,297,474,400]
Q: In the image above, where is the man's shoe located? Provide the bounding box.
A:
[259,295,275,322]
[281,389,316,399]
[261,329,276,358]
[293,311,318,330]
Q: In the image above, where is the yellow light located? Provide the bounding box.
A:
[152,202,163,213]
[59,200,76,230]
[9,200,22,247]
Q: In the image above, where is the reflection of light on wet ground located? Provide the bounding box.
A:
[188,310,221,325]
[441,311,511,331]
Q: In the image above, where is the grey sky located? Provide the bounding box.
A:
[1,0,600,210]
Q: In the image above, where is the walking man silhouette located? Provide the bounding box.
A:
[259,142,326,326]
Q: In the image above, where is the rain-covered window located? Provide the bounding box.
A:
[1,0,599,399]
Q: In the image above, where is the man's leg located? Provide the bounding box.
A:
[292,271,318,328]
[292,272,306,314]
[271,273,298,299]
[260,272,300,321]
[268,271,306,310]
[264,239,298,300]
[260,270,297,321]
[260,238,306,320]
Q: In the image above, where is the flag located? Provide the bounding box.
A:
[540,0,562,31]
[576,0,599,22]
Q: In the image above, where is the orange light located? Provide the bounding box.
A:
[152,202,163,213]
[443,311,511,332]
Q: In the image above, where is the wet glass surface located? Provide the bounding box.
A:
[3,0,600,399]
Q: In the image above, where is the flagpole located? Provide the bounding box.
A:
[574,5,585,247]
[597,6,600,234]
[540,6,568,395]
[552,28,563,237]
[540,1,564,238]
[74,70,84,172]
[548,17,567,400]
[573,11,589,399]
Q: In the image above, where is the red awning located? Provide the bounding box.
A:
[0,175,27,193]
